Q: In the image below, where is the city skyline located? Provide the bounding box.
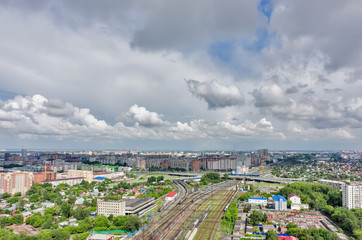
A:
[1,1,362,150]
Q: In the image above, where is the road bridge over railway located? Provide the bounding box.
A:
[229,175,302,184]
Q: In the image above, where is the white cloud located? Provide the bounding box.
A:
[127,104,166,127]
[186,79,245,109]
[0,95,286,143]
[252,84,289,107]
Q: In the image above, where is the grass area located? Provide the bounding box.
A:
[145,173,180,180]
[253,182,286,187]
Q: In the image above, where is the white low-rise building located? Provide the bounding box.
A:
[41,177,85,187]
[248,197,267,206]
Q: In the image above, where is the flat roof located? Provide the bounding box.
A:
[41,177,85,182]
[249,197,267,200]
[125,197,154,208]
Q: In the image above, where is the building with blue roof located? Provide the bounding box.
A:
[248,196,267,206]
[273,195,287,211]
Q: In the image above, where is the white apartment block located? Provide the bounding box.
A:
[97,198,125,217]
[67,170,93,182]
[42,177,85,187]
[342,183,362,209]
[318,179,345,191]
[0,171,34,194]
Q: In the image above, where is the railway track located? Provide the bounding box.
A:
[195,187,235,239]
[138,180,189,239]
[137,180,237,240]
[161,181,237,240]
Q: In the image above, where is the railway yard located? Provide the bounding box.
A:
[135,180,238,240]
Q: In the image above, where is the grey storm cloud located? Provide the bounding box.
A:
[186,79,245,110]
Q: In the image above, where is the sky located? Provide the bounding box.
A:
[0,0,362,151]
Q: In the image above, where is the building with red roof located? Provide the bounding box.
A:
[279,236,299,240]
[165,191,177,201]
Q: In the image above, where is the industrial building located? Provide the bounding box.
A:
[97,197,155,217]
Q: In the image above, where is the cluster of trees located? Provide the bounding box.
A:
[93,215,142,232]
[200,172,224,185]
[221,202,238,234]
[265,230,278,240]
[0,228,71,240]
[323,206,362,239]
[137,187,172,199]
[249,210,268,226]
[0,215,24,227]
[277,182,342,210]
[147,175,164,184]
[286,223,339,240]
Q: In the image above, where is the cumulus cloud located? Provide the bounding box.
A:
[186,79,245,109]
[0,95,110,139]
[127,104,166,127]
[0,95,285,143]
[252,84,289,107]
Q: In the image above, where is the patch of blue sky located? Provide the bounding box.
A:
[208,41,235,63]
[244,28,276,53]
[0,90,18,101]
[258,0,273,23]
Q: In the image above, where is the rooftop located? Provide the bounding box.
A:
[273,195,287,202]
[125,197,154,208]
[166,191,177,198]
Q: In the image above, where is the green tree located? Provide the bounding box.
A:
[147,176,157,183]
[73,207,90,221]
[94,215,110,228]
[265,230,278,240]
[6,197,20,205]
[11,215,23,225]
[0,216,12,228]
[249,210,265,226]
[61,202,71,218]
[113,215,127,227]
[243,204,251,212]
[17,199,25,211]
[29,193,40,202]
[286,222,298,230]
[156,176,164,182]
[25,214,45,228]
[68,196,77,205]
[1,193,11,199]
[323,205,335,216]
[124,216,142,232]
[50,229,70,240]
[13,192,21,197]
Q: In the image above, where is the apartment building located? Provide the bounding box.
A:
[41,177,85,187]
[68,170,93,182]
[318,179,345,191]
[342,182,362,209]
[0,171,34,194]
